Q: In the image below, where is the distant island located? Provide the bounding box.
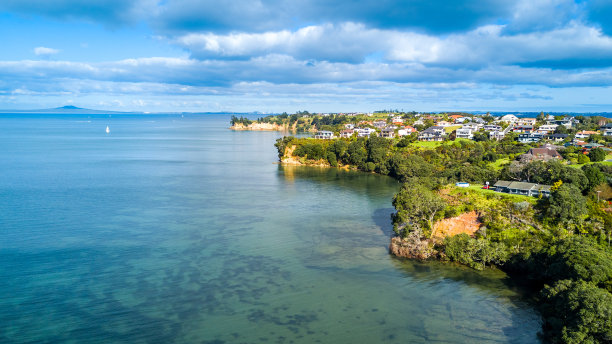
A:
[233,110,612,344]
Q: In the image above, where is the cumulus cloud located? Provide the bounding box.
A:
[172,22,612,69]
[34,47,59,56]
[1,55,611,90]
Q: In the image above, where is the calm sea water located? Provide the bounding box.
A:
[0,114,542,343]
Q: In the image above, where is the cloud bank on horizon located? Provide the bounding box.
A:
[1,0,612,112]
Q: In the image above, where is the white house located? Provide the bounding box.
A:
[456,128,474,140]
[575,131,599,139]
[355,127,376,137]
[536,124,558,134]
[314,131,335,139]
[500,114,519,122]
[517,118,537,126]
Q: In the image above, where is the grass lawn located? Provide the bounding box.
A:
[489,158,510,171]
[410,140,446,148]
[445,125,461,133]
[410,138,471,149]
[461,184,537,203]
[568,154,612,168]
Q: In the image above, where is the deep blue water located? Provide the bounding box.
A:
[0,114,542,343]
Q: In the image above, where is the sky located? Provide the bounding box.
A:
[1,0,612,113]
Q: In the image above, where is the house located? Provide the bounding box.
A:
[455,117,469,124]
[380,128,395,138]
[436,121,453,127]
[500,114,519,123]
[601,123,612,136]
[493,180,551,197]
[398,126,417,137]
[413,119,424,126]
[489,130,505,141]
[344,123,355,129]
[546,133,569,142]
[355,127,376,137]
[518,133,544,143]
[373,120,387,129]
[484,125,502,132]
[575,130,599,139]
[472,117,486,124]
[517,118,537,126]
[418,126,446,141]
[403,125,417,133]
[520,147,562,161]
[340,129,354,138]
[456,128,474,140]
[314,131,334,139]
[536,124,558,134]
[449,114,464,122]
[550,116,578,128]
[512,125,534,133]
[461,123,483,131]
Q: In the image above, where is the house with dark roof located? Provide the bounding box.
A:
[418,126,445,141]
[494,180,551,197]
[546,133,569,142]
[520,147,562,161]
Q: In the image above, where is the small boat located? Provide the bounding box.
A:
[106,126,110,134]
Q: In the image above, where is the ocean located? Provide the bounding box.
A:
[0,113,541,343]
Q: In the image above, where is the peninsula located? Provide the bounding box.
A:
[237,110,612,344]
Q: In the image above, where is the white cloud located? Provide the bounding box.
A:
[171,22,612,70]
[34,47,60,56]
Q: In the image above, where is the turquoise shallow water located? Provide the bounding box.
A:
[0,114,541,343]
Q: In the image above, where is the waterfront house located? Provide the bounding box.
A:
[493,180,551,197]
[314,131,334,139]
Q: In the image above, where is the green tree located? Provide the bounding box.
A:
[392,181,446,237]
[546,184,587,226]
[589,148,607,162]
[541,280,612,344]
[583,165,606,192]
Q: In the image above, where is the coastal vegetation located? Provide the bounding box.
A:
[273,131,612,343]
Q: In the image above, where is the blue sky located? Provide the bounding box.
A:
[1,0,612,113]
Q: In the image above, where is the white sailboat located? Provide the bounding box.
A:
[106,125,110,134]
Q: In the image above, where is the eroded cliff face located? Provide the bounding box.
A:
[230,122,291,131]
[389,211,481,260]
[431,211,481,239]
